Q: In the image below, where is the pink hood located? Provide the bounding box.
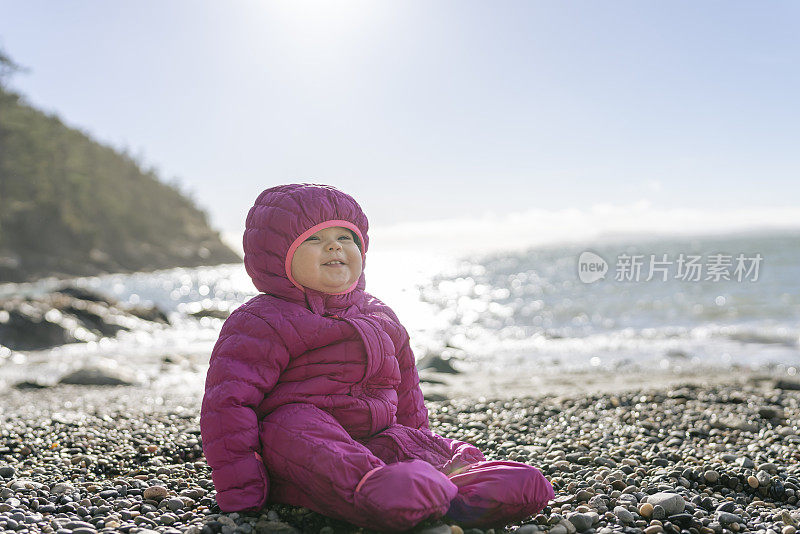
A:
[243,183,369,313]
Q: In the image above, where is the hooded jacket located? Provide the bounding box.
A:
[200,183,434,510]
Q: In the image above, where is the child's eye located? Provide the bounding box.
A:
[305,236,319,242]
[339,235,352,240]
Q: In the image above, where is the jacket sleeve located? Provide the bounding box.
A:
[387,313,430,430]
[200,309,290,512]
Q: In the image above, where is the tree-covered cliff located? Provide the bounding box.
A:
[0,50,240,282]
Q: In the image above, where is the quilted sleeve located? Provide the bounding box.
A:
[200,309,290,512]
[392,321,430,430]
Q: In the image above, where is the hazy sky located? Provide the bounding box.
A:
[2,1,799,240]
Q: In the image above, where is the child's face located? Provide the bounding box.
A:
[290,226,363,293]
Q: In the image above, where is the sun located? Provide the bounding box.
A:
[268,0,378,39]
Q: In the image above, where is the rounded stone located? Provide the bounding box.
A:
[652,505,666,520]
[645,493,686,516]
[160,512,179,525]
[143,486,169,500]
[716,502,736,513]
[716,512,742,525]
[567,513,594,532]
[165,497,184,511]
[614,506,635,525]
[0,466,16,478]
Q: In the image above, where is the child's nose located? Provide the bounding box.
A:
[327,240,342,250]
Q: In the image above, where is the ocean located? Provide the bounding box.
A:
[1,229,798,393]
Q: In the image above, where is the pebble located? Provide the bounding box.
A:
[645,492,686,515]
[737,456,756,469]
[550,525,569,534]
[0,465,16,478]
[717,511,743,525]
[166,497,185,511]
[567,512,594,532]
[613,506,634,525]
[418,525,451,534]
[561,518,579,534]
[716,501,737,513]
[652,504,665,520]
[669,513,694,528]
[143,485,169,500]
[639,502,655,518]
[760,462,780,474]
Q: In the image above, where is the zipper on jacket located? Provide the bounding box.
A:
[340,315,395,435]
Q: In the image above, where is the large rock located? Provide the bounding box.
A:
[58,362,139,386]
[55,286,117,305]
[774,379,800,391]
[0,287,168,351]
[127,305,170,324]
[416,353,460,374]
[188,307,229,320]
[0,307,77,350]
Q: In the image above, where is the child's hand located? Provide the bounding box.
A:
[443,442,485,476]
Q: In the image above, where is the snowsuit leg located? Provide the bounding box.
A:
[362,424,554,528]
[258,403,458,532]
[444,460,555,528]
[360,424,457,467]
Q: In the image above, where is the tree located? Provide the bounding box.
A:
[0,45,26,89]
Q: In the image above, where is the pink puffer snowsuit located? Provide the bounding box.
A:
[200,184,554,531]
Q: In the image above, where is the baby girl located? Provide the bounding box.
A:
[200,183,554,531]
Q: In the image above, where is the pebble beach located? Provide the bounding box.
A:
[2,370,800,534]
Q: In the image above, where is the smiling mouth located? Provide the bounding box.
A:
[323,261,345,266]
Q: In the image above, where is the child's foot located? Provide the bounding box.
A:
[353,460,458,532]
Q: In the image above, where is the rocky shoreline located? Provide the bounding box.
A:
[1,373,800,534]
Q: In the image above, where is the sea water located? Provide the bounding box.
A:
[1,230,798,392]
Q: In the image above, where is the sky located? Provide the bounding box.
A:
[1,1,799,255]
